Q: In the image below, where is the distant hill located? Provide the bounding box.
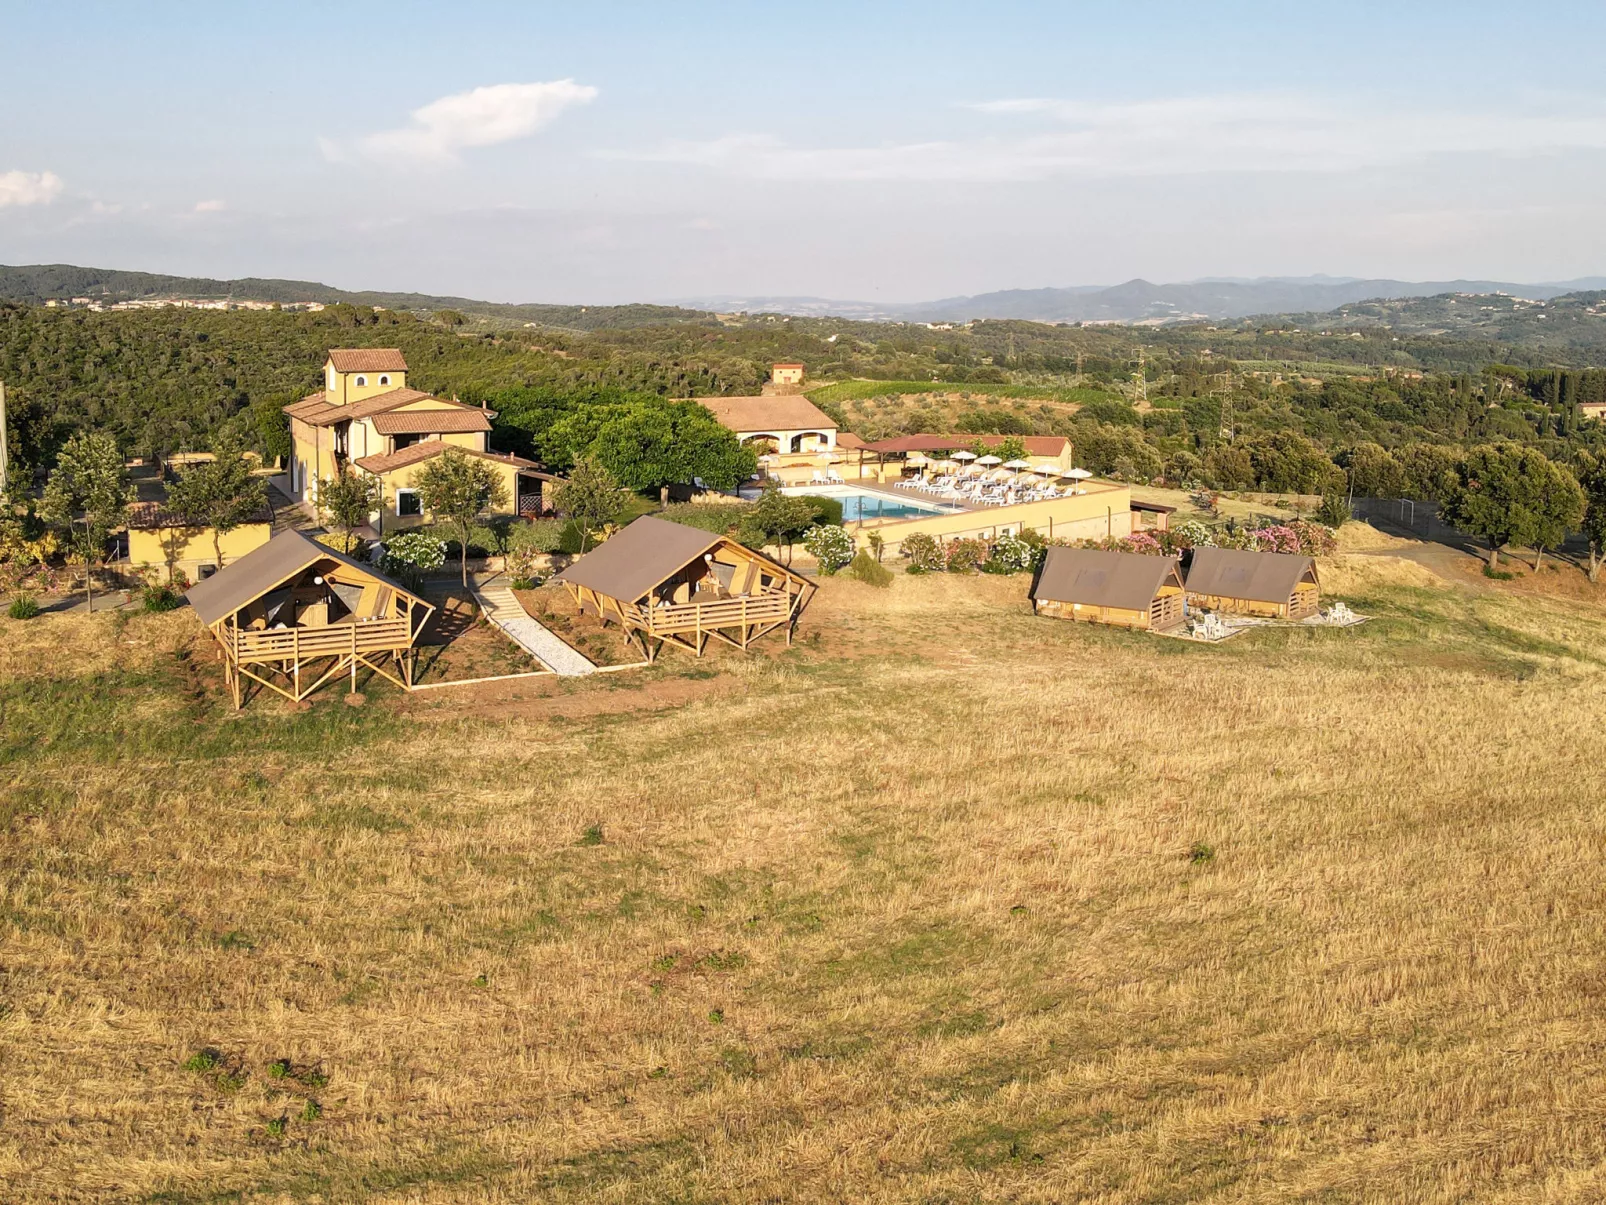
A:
[674,276,1606,325]
[1271,289,1606,358]
[0,264,714,332]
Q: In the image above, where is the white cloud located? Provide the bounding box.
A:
[193,199,226,213]
[606,94,1606,182]
[357,80,597,165]
[0,170,65,208]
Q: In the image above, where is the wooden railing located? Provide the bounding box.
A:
[624,591,793,635]
[231,617,412,662]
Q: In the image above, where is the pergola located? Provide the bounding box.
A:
[185,529,435,708]
[553,516,816,662]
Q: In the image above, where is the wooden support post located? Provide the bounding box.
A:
[350,625,358,694]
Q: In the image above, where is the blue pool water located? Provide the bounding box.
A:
[832,492,950,522]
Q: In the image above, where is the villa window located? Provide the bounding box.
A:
[397,489,422,517]
[378,374,390,386]
[355,375,367,387]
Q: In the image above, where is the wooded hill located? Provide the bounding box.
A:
[0,264,712,332]
[6,296,1606,495]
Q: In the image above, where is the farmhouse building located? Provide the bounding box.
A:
[771,362,805,386]
[1030,547,1185,631]
[282,349,554,527]
[1184,548,1320,619]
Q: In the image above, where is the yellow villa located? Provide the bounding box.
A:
[696,395,843,484]
[283,348,557,530]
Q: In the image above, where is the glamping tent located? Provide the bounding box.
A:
[1029,547,1185,631]
[186,528,434,708]
[552,515,815,661]
[1185,547,1319,619]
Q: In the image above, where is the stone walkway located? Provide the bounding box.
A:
[471,581,597,676]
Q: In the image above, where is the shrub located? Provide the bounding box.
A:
[660,501,753,536]
[1316,494,1350,527]
[379,532,447,583]
[943,538,988,574]
[141,583,183,612]
[1248,524,1303,555]
[314,531,368,560]
[983,532,1034,574]
[510,576,538,590]
[1287,519,1338,556]
[1167,519,1216,550]
[802,524,855,574]
[507,518,565,579]
[1123,531,1161,556]
[901,531,943,573]
[801,494,844,527]
[844,549,893,587]
[7,594,40,620]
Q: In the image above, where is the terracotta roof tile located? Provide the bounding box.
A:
[371,409,493,435]
[327,348,408,372]
[353,442,548,476]
[692,395,837,434]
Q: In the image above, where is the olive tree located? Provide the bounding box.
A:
[414,448,509,587]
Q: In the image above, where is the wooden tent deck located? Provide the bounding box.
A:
[566,582,804,661]
[222,614,424,706]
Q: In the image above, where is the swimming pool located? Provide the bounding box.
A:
[785,486,958,522]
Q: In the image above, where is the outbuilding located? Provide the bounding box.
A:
[1184,547,1320,619]
[553,515,816,661]
[1029,547,1185,631]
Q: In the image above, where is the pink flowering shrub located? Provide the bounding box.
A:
[1248,525,1303,554]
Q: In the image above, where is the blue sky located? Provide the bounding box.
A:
[5,1,1606,302]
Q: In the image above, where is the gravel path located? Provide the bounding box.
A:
[471,582,597,676]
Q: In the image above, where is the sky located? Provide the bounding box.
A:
[6,1,1606,304]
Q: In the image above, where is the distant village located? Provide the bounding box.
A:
[42,296,326,313]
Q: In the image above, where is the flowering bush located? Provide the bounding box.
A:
[983,532,1035,573]
[901,531,943,573]
[1169,519,1216,550]
[1126,531,1164,556]
[379,532,447,582]
[1248,524,1303,554]
[1287,519,1338,556]
[802,524,856,574]
[943,537,988,574]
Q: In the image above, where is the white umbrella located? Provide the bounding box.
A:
[934,459,958,471]
[1036,466,1063,478]
[975,454,1002,466]
[906,452,930,466]
[1016,472,1042,484]
[1065,468,1094,480]
[952,450,977,461]
[1003,459,1031,470]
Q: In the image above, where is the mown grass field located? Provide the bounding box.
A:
[6,538,1606,1202]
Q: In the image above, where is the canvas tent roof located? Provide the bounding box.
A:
[1185,547,1316,604]
[184,528,427,627]
[552,516,728,602]
[1030,547,1181,612]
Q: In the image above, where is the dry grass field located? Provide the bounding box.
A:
[6,536,1606,1202]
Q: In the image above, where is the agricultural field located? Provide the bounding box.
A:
[6,533,1606,1201]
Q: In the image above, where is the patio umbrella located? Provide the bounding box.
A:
[952,450,977,462]
[934,459,958,471]
[975,454,1003,466]
[1003,459,1031,470]
[1065,468,1094,480]
[906,452,929,466]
